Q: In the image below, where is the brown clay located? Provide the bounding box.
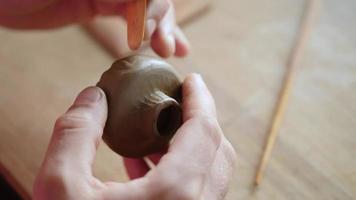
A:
[97,55,182,158]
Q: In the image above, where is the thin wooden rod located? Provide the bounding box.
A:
[254,0,319,186]
[127,0,147,50]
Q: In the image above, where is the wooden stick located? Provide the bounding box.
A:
[254,0,319,186]
[126,0,147,50]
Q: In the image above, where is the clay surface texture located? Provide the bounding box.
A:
[97,55,182,157]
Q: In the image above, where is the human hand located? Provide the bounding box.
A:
[33,74,236,200]
[0,0,190,57]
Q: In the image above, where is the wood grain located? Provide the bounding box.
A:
[0,0,356,199]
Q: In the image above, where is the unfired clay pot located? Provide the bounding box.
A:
[97,55,182,158]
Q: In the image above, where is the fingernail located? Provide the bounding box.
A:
[75,87,102,105]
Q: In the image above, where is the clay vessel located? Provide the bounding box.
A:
[97,55,182,158]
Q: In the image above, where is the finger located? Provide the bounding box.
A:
[174,26,190,57]
[147,149,167,165]
[123,158,150,179]
[144,18,157,41]
[137,118,221,199]
[151,29,175,58]
[42,87,107,176]
[202,138,237,200]
[163,74,220,171]
[132,75,222,199]
[123,149,166,180]
[182,73,217,121]
[148,0,176,57]
[145,0,169,40]
[146,0,171,25]
[92,1,127,16]
[92,1,143,17]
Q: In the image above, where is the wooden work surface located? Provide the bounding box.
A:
[0,0,356,199]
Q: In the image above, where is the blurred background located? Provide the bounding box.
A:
[0,0,355,199]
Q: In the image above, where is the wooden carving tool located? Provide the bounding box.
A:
[126,0,147,50]
[254,0,319,186]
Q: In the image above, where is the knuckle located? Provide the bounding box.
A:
[222,139,237,167]
[54,113,93,133]
[197,117,236,166]
[198,117,222,147]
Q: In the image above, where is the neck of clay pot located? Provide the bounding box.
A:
[143,90,182,137]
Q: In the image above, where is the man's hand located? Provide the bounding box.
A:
[0,0,190,57]
[33,74,236,200]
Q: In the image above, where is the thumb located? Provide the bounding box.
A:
[42,86,107,176]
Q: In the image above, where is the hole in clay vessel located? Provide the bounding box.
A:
[157,104,181,136]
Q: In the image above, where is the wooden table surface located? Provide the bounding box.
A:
[1,0,355,199]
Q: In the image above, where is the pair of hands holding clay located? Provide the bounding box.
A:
[1,0,236,199]
[34,75,236,200]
